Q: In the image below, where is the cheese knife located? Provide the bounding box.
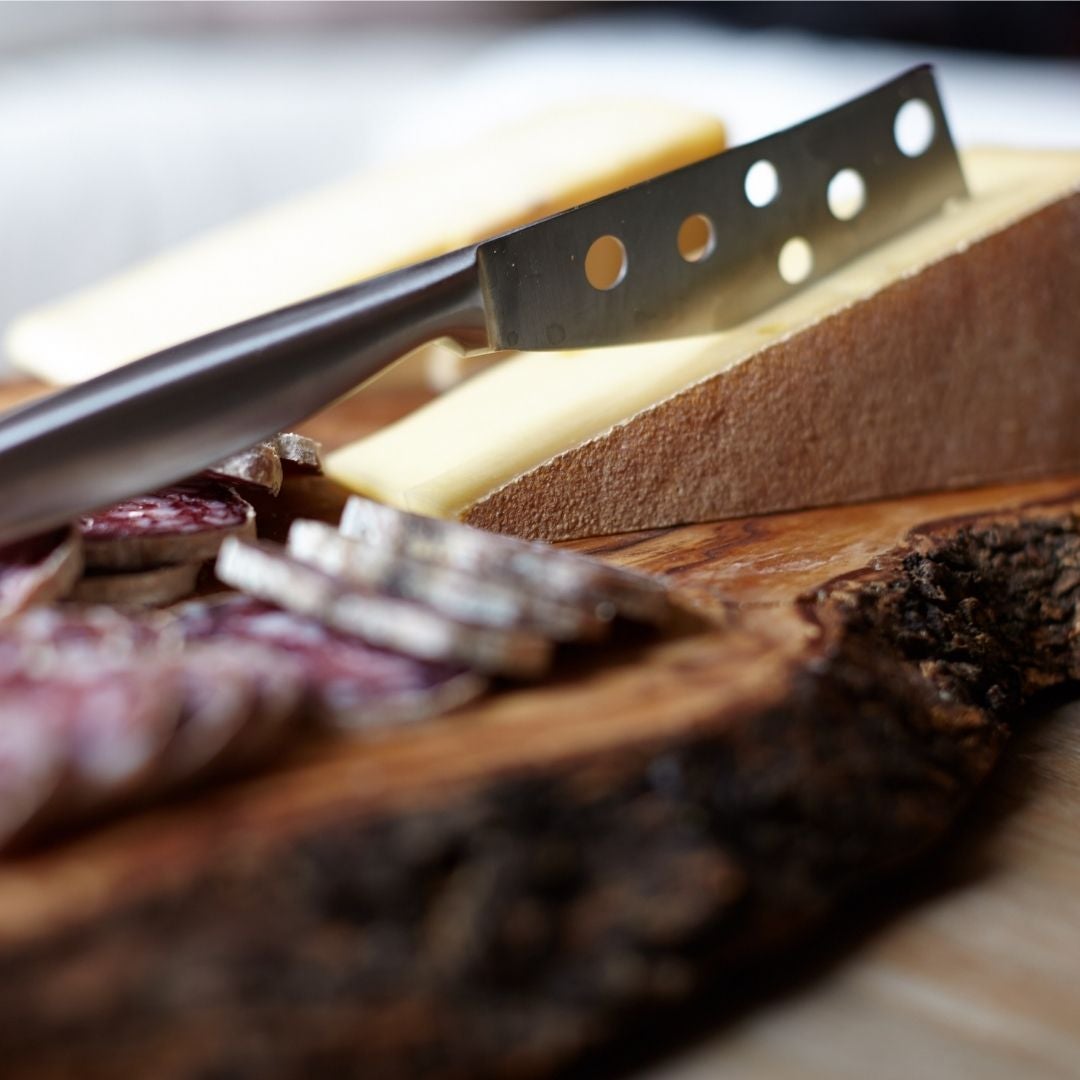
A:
[0,65,965,545]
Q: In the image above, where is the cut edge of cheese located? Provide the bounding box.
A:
[325,147,1080,539]
[4,100,725,386]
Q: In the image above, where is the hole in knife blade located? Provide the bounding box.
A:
[894,98,936,158]
[677,213,716,263]
[778,237,813,284]
[745,160,780,208]
[827,168,866,221]
[585,235,628,291]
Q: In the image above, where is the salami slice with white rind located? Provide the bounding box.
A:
[338,495,672,625]
[71,562,201,607]
[216,537,550,677]
[288,518,610,642]
[0,528,83,619]
[79,480,256,571]
[173,594,485,730]
[205,442,283,496]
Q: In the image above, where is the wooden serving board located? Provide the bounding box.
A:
[0,382,1078,1079]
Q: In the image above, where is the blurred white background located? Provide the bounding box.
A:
[2,0,1078,371]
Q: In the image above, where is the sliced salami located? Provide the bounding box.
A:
[0,528,83,619]
[205,442,283,496]
[0,604,177,672]
[173,594,485,730]
[79,480,256,571]
[215,537,550,677]
[338,495,673,626]
[71,562,201,607]
[0,604,309,848]
[0,660,185,846]
[288,518,610,642]
[161,644,307,782]
[52,661,185,803]
[0,684,68,845]
[272,432,323,474]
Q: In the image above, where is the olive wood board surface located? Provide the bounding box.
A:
[0,381,1077,1079]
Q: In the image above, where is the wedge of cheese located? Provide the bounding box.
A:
[4,102,725,387]
[327,148,1080,540]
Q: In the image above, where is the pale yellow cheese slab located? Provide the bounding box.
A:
[326,149,1080,538]
[4,102,725,386]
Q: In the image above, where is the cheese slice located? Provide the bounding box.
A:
[327,148,1080,540]
[4,102,725,386]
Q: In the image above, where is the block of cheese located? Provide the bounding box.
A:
[326,148,1080,540]
[4,102,725,386]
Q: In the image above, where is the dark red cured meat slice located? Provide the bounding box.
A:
[0,528,82,618]
[0,605,176,675]
[50,662,184,797]
[0,684,68,844]
[78,480,255,570]
[0,661,184,846]
[162,645,307,782]
[173,595,484,729]
[0,604,317,849]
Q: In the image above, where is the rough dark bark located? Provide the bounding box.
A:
[0,507,1077,1079]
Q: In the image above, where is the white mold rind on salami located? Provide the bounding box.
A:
[206,443,283,496]
[172,594,486,731]
[338,495,672,625]
[71,562,201,607]
[79,481,256,571]
[0,528,83,620]
[288,519,610,642]
[273,433,323,474]
[215,538,550,677]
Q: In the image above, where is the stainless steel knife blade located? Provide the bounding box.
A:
[0,66,966,545]
[478,64,966,349]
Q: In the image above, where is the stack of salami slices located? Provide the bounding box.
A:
[72,433,324,607]
[0,441,671,850]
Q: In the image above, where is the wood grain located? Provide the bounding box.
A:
[0,382,1077,1078]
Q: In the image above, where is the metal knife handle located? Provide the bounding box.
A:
[0,246,487,545]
